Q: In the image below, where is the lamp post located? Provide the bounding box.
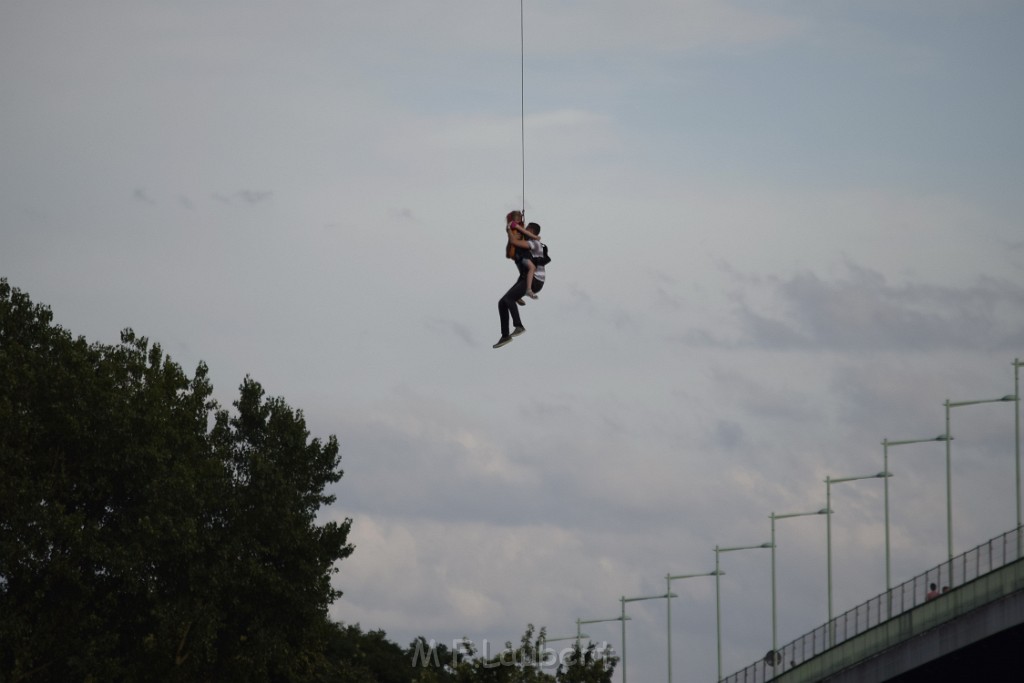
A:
[1015,359,1023,558]
[538,634,588,670]
[577,615,627,642]
[576,615,629,678]
[882,435,948,614]
[770,509,828,660]
[620,592,675,683]
[714,542,773,681]
[665,570,720,683]
[945,394,1015,559]
[826,472,891,645]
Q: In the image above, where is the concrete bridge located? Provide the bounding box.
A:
[723,528,1024,682]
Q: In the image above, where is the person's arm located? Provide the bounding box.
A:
[506,227,531,250]
[514,224,539,240]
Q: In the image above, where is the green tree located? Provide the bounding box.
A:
[204,375,354,682]
[555,641,617,683]
[0,279,353,682]
[406,636,461,683]
[457,625,554,683]
[314,624,413,683]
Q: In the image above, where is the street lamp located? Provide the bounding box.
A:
[882,435,949,611]
[620,592,675,683]
[826,472,891,645]
[1015,359,1023,557]
[770,509,828,661]
[945,394,1015,559]
[538,634,589,670]
[576,615,629,677]
[665,570,720,683]
[714,542,773,681]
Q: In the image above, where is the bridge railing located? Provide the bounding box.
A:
[722,526,1024,683]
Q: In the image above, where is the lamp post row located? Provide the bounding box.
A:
[571,360,1022,682]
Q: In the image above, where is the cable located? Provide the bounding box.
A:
[520,0,526,218]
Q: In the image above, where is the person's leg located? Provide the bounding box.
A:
[498,296,512,339]
[506,280,526,336]
[498,276,528,340]
[514,259,529,305]
[508,296,524,332]
[525,261,537,298]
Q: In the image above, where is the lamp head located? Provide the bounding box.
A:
[948,395,1016,407]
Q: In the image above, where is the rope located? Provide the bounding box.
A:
[520,0,526,219]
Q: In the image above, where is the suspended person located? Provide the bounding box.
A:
[504,210,540,301]
[504,210,523,258]
[494,222,547,349]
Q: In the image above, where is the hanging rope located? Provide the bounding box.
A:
[520,0,526,218]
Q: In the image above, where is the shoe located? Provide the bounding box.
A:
[511,326,526,337]
[517,298,526,306]
[492,336,513,349]
[526,291,538,299]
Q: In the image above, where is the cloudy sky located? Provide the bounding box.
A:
[3,1,1024,680]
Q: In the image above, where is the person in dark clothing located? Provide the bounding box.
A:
[494,222,546,349]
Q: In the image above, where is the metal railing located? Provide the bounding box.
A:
[722,526,1024,683]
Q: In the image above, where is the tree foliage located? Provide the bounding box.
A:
[554,642,617,683]
[0,280,353,682]
[0,280,618,683]
[401,625,616,683]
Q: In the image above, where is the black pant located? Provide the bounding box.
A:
[498,262,544,338]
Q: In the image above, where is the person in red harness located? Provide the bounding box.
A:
[495,221,547,349]
[504,210,540,301]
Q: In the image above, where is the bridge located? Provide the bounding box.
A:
[723,527,1024,682]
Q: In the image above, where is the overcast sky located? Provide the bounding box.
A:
[3,1,1024,681]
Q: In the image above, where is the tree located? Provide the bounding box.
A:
[555,641,617,683]
[203,375,354,682]
[406,636,462,683]
[0,279,353,682]
[449,625,555,683]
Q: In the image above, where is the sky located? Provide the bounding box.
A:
[3,1,1024,681]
